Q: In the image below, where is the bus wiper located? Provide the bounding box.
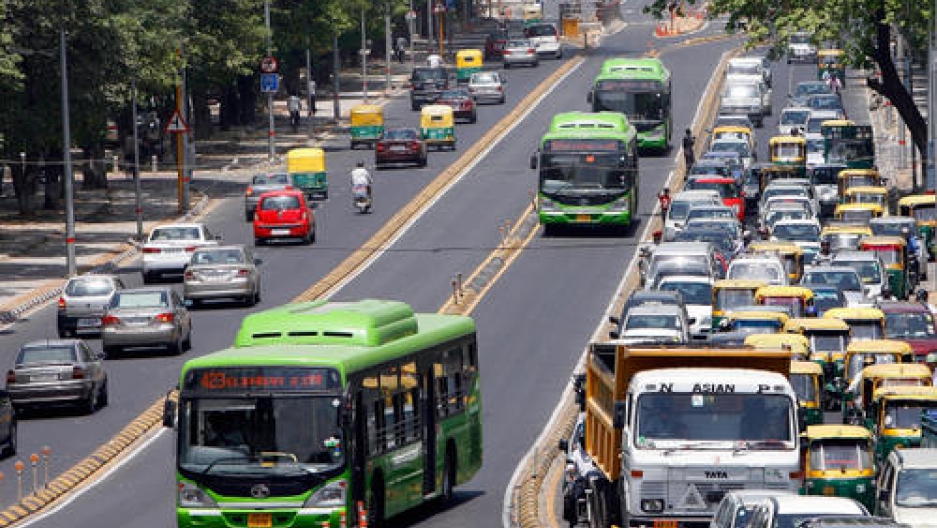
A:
[202,455,252,475]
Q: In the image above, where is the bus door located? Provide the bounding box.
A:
[421,363,438,495]
[351,389,368,505]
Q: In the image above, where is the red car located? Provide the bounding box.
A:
[375,127,427,169]
[252,190,315,245]
[684,176,745,221]
[484,29,509,59]
[877,300,937,361]
[435,88,477,123]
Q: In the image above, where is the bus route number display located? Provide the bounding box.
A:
[185,367,340,392]
[596,79,661,91]
[544,139,622,152]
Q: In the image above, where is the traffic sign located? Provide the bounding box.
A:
[260,56,279,73]
[165,110,190,134]
[260,73,280,93]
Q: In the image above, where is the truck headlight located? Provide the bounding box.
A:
[764,468,788,483]
[641,499,665,513]
[539,197,558,212]
[178,481,218,508]
[304,479,347,508]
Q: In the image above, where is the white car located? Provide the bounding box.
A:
[655,275,713,339]
[709,137,754,170]
[778,107,811,136]
[727,254,790,286]
[619,304,690,345]
[523,23,562,59]
[806,132,825,167]
[663,190,722,240]
[875,448,937,527]
[141,223,221,283]
[787,31,817,63]
[746,495,868,528]
[770,218,822,262]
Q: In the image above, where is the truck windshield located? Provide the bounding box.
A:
[635,393,794,446]
[178,396,344,476]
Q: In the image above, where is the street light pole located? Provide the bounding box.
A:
[60,28,76,278]
[385,1,392,93]
[333,32,341,119]
[131,78,143,240]
[361,7,369,103]
[265,0,275,161]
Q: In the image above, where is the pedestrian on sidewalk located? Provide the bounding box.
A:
[308,81,317,116]
[396,36,408,64]
[658,187,672,220]
[682,128,695,169]
[288,93,302,132]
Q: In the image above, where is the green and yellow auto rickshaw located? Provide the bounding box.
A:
[522,3,543,25]
[769,136,807,178]
[833,203,884,225]
[791,360,825,425]
[897,194,937,261]
[349,104,384,150]
[455,49,484,83]
[837,168,883,199]
[824,307,885,343]
[843,363,932,427]
[286,147,328,200]
[785,317,851,409]
[859,235,913,299]
[746,333,811,359]
[802,425,875,510]
[711,279,767,331]
[420,104,456,150]
[818,48,846,86]
[870,386,937,463]
[755,285,815,318]
[843,339,910,388]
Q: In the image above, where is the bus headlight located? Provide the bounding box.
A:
[304,479,347,508]
[178,481,218,508]
[539,197,559,212]
[641,499,665,513]
[609,199,630,213]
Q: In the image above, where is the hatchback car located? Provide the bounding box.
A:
[141,223,221,283]
[502,39,539,68]
[791,81,833,106]
[435,88,477,123]
[252,189,315,245]
[244,172,292,221]
[467,71,506,104]
[183,245,262,307]
[6,339,107,414]
[375,127,427,169]
[56,274,126,338]
[101,287,193,356]
[609,290,687,339]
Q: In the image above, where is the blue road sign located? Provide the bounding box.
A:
[261,73,279,93]
[446,0,457,9]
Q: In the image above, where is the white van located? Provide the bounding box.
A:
[875,448,937,527]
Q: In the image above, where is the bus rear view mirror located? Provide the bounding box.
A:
[587,91,593,104]
[530,153,538,170]
[163,395,177,428]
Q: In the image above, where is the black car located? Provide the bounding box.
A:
[409,67,449,111]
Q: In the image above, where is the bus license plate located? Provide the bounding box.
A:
[247,513,272,528]
[575,214,591,223]
[654,521,678,528]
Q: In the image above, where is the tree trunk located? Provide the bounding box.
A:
[192,91,212,140]
[81,144,109,190]
[42,156,61,210]
[11,165,33,216]
[220,83,238,130]
[238,75,258,125]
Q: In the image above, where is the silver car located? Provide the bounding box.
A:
[245,172,291,221]
[467,71,506,104]
[6,339,107,414]
[101,287,193,356]
[183,245,262,306]
[141,223,221,283]
[502,39,538,68]
[56,274,125,337]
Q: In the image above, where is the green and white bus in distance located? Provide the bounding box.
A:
[588,57,672,152]
[167,299,482,528]
[530,118,639,234]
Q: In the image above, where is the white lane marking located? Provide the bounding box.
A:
[501,44,737,528]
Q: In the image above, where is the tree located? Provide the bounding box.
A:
[643,0,933,176]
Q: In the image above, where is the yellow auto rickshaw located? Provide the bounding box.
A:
[746,332,811,356]
[769,136,807,178]
[802,425,875,510]
[759,164,804,194]
[837,168,882,198]
[897,194,937,260]
[824,307,885,342]
[843,339,911,388]
[711,279,767,331]
[791,361,825,425]
[755,285,815,318]
[785,317,851,408]
[349,103,385,150]
[724,310,789,335]
[820,224,873,254]
[833,203,884,225]
[818,48,846,85]
[859,235,914,300]
[843,363,932,426]
[286,147,328,200]
[748,241,805,283]
[844,186,889,212]
[870,386,937,463]
[455,49,484,83]
[420,104,456,150]
[712,125,755,151]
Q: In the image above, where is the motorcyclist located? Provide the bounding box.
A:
[350,161,373,201]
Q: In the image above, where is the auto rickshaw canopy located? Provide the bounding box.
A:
[349,104,384,126]
[844,186,888,206]
[769,136,807,161]
[898,194,936,210]
[755,285,814,302]
[805,423,872,441]
[834,202,884,223]
[824,307,885,323]
[456,49,483,69]
[846,338,912,357]
[859,235,907,266]
[745,333,811,357]
[420,104,455,127]
[785,317,851,333]
[872,385,937,405]
[727,310,790,325]
[286,147,326,173]
[791,359,824,376]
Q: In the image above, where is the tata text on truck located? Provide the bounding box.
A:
[576,345,802,528]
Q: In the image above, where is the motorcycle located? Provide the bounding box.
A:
[352,184,372,213]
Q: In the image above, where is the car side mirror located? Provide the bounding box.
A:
[162,394,177,428]
[609,315,620,326]
[558,438,569,453]
[587,91,593,104]
[609,330,620,339]
[878,489,890,502]
[215,235,223,241]
[530,153,538,170]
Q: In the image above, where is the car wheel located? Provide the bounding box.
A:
[170,334,184,356]
[309,229,316,244]
[57,326,69,338]
[469,113,477,124]
[499,95,505,104]
[556,50,563,59]
[184,326,193,351]
[99,380,108,408]
[254,237,264,246]
[2,420,16,458]
[302,231,313,245]
[142,271,154,284]
[103,345,120,358]
[83,386,98,415]
[419,156,427,168]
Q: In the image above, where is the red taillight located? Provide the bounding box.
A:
[410,141,421,150]
[6,371,15,384]
[496,86,503,92]
[237,269,251,276]
[376,143,385,152]
[101,315,120,326]
[246,187,254,196]
[155,313,174,323]
[527,48,535,54]
[142,247,161,254]
[503,50,511,55]
[184,246,197,252]
[184,270,195,280]
[58,297,66,310]
[71,366,86,380]
[461,101,471,109]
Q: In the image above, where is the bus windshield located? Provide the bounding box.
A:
[593,88,664,121]
[179,395,344,475]
[540,153,629,193]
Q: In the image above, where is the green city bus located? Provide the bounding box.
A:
[530,117,639,234]
[822,120,874,168]
[549,111,630,134]
[588,57,672,151]
[167,299,482,528]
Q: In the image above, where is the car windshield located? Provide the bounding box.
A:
[795,82,831,98]
[17,345,75,364]
[625,313,680,330]
[471,72,499,83]
[728,263,782,282]
[807,117,834,134]
[668,201,696,220]
[261,195,301,210]
[802,271,861,290]
[383,129,418,140]
[151,227,201,241]
[687,208,733,221]
[179,395,345,476]
[66,278,116,297]
[790,373,817,403]
[192,249,245,265]
[885,312,937,339]
[635,393,793,446]
[658,281,712,305]
[725,84,758,98]
[809,96,842,110]
[507,39,531,48]
[895,469,937,507]
[440,90,469,99]
[813,290,844,312]
[767,211,809,227]
[781,110,810,125]
[686,181,738,198]
[689,164,729,177]
[412,68,446,81]
[113,291,168,308]
[773,223,819,240]
[833,259,882,284]
[252,173,290,185]
[712,141,750,157]
[807,137,824,153]
[728,63,761,76]
[716,288,756,308]
[525,24,556,37]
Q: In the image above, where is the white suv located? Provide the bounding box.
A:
[875,448,937,526]
[523,23,562,59]
[141,223,221,283]
[787,31,818,64]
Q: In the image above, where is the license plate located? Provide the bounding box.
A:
[654,521,679,528]
[390,145,407,152]
[271,229,291,236]
[575,214,592,223]
[247,513,272,528]
[30,374,58,383]
[77,318,100,327]
[162,247,184,254]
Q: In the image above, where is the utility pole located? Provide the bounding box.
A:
[306,46,315,138]
[265,0,275,161]
[60,28,76,278]
[385,1,392,93]
[333,32,341,120]
[174,45,187,213]
[132,78,143,240]
[361,7,369,103]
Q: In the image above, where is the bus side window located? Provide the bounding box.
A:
[362,374,381,455]
[382,365,400,451]
[445,347,464,411]
[436,362,450,418]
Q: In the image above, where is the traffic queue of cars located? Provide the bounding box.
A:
[560,42,937,528]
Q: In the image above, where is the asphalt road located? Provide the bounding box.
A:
[1,7,747,528]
